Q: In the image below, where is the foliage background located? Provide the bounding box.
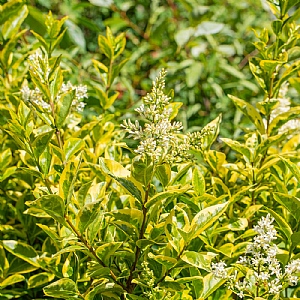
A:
[24,0,273,136]
[1,0,300,299]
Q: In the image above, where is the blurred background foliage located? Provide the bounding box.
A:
[19,0,275,137]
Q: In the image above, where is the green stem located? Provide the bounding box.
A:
[65,216,126,290]
[126,183,151,292]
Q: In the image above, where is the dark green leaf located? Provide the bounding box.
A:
[77,200,102,234]
[55,91,75,129]
[28,272,55,289]
[63,138,85,162]
[26,195,66,226]
[3,240,40,267]
[0,274,25,289]
[229,95,265,134]
[181,251,216,272]
[32,130,54,158]
[2,4,28,40]
[273,193,300,222]
[43,278,78,298]
[190,202,229,239]
[96,242,122,265]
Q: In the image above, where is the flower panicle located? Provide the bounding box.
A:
[211,214,300,298]
[122,69,206,163]
[22,49,88,113]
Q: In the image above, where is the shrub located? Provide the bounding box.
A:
[0,0,300,299]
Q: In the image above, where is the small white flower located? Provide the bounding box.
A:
[211,261,228,279]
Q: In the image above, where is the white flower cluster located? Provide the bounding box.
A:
[20,85,51,110]
[268,82,300,134]
[21,81,87,113]
[22,50,88,113]
[212,214,300,298]
[60,81,88,112]
[122,69,205,163]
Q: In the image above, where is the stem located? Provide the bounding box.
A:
[126,183,151,292]
[106,56,114,92]
[65,216,126,290]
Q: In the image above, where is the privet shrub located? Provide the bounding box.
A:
[0,0,300,299]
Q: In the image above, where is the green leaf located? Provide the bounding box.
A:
[112,208,143,225]
[98,35,113,59]
[229,95,265,134]
[280,157,300,182]
[202,114,222,150]
[55,91,75,129]
[36,224,60,242]
[165,102,183,120]
[146,186,190,209]
[31,31,49,52]
[131,156,154,186]
[260,60,282,73]
[91,159,143,202]
[77,200,102,234]
[96,242,122,265]
[51,28,68,52]
[273,193,300,222]
[0,0,24,24]
[291,231,300,253]
[105,92,119,109]
[39,145,52,175]
[114,32,126,58]
[190,202,229,239]
[92,59,108,73]
[7,257,38,275]
[0,274,25,289]
[181,251,216,272]
[85,281,123,300]
[26,195,66,226]
[63,138,85,162]
[1,29,27,66]
[2,4,28,40]
[43,278,78,298]
[198,272,228,299]
[192,168,205,196]
[77,180,93,207]
[155,164,171,187]
[0,149,12,170]
[274,61,300,92]
[148,253,177,269]
[268,107,300,135]
[28,272,55,289]
[59,160,80,206]
[32,130,55,158]
[110,58,128,86]
[3,240,40,267]
[221,138,252,162]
